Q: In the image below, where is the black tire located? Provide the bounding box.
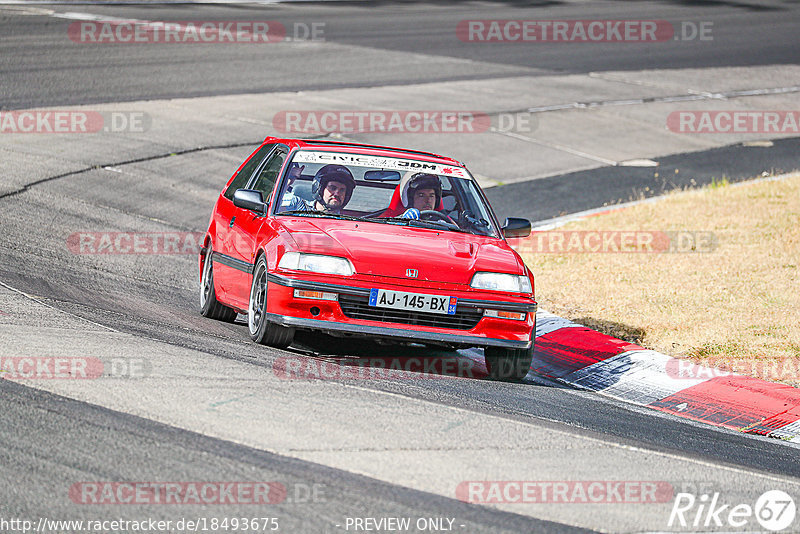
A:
[248,255,295,349]
[199,246,237,322]
[484,343,534,381]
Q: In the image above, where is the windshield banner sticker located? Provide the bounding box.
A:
[292,151,468,178]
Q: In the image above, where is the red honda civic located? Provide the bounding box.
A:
[199,137,536,380]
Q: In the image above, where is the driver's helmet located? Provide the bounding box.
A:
[401,172,442,209]
[311,164,356,209]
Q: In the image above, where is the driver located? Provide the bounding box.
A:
[398,172,442,219]
[282,163,356,214]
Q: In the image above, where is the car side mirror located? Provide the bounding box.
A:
[501,217,531,238]
[233,189,267,215]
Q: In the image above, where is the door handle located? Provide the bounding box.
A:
[229,216,236,228]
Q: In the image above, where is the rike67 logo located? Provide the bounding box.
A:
[669,490,796,531]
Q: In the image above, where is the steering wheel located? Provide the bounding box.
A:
[419,210,460,230]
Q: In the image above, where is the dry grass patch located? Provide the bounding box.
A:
[518,173,800,386]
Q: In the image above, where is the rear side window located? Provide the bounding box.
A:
[223,143,275,200]
[250,150,286,198]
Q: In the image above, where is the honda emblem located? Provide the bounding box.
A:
[406,269,418,278]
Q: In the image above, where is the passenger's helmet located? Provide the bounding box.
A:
[311,164,356,209]
[402,173,442,209]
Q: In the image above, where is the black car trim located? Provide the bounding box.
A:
[264,313,532,349]
[267,273,370,296]
[457,297,537,313]
[245,145,288,192]
[212,252,253,273]
[266,273,537,312]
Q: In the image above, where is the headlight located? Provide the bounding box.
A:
[470,272,532,294]
[278,252,354,276]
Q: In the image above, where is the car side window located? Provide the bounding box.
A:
[223,143,275,200]
[250,150,286,198]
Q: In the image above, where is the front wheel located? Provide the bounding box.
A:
[199,246,237,322]
[248,256,295,349]
[484,343,534,381]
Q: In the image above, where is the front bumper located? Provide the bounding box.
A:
[266,273,536,349]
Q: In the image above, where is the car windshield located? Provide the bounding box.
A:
[274,150,499,237]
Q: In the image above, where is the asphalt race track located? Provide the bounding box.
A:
[1,1,800,533]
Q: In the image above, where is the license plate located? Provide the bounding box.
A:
[369,289,457,315]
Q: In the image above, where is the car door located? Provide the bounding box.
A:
[212,143,275,304]
[224,146,287,309]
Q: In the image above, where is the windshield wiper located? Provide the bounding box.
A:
[361,216,413,224]
[286,212,473,234]
[408,219,470,233]
[280,210,362,221]
[280,209,326,216]
[362,216,470,234]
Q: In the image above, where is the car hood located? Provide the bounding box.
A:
[278,217,524,285]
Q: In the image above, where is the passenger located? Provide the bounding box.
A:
[282,163,356,214]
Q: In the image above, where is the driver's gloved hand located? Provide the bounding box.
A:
[399,208,420,220]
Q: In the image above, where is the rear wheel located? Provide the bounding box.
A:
[484,343,534,381]
[248,255,295,349]
[199,246,237,322]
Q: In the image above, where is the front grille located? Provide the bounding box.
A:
[338,294,483,330]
